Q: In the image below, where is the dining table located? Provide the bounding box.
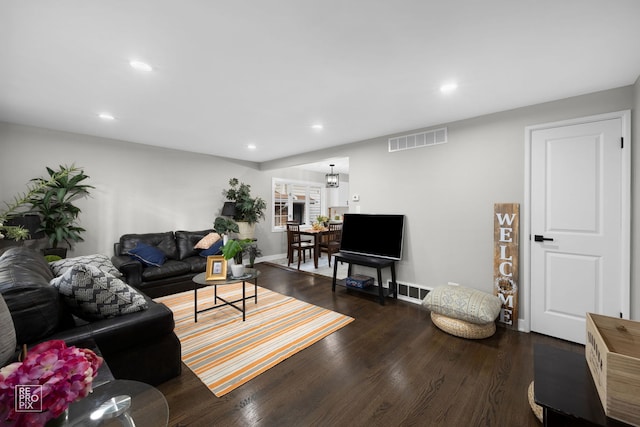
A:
[298,227,329,268]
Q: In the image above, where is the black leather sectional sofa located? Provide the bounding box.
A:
[0,247,181,386]
[111,229,216,298]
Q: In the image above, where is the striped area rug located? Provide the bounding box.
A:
[155,284,354,397]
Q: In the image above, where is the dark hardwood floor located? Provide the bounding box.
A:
[157,262,583,426]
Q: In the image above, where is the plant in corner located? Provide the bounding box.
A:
[29,164,93,257]
[0,168,75,241]
[222,178,266,239]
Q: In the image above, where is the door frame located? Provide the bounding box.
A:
[522,110,631,333]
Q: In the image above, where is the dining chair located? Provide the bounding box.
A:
[319,222,342,267]
[286,221,311,243]
[286,223,314,269]
[285,221,311,262]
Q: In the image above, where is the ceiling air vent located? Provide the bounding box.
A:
[388,127,447,153]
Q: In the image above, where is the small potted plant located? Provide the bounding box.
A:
[243,243,261,268]
[221,238,253,277]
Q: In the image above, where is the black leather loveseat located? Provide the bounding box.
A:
[111,229,218,298]
[0,247,181,386]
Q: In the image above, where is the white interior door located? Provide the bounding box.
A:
[529,114,629,344]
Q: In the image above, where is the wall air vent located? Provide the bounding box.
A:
[388,127,447,153]
[384,280,432,305]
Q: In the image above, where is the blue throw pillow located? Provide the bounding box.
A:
[200,239,224,257]
[127,242,166,267]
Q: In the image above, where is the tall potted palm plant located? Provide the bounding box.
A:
[0,169,72,241]
[29,165,93,257]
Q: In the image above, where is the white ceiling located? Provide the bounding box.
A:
[292,157,349,175]
[1,1,639,167]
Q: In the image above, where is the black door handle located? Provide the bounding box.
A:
[534,235,554,242]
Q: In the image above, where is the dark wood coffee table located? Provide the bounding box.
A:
[192,269,259,322]
[533,344,631,426]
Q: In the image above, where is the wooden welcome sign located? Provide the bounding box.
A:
[493,203,519,327]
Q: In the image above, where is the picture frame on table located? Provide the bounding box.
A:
[206,255,227,280]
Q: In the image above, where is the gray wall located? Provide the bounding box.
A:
[1,84,638,322]
[0,124,273,255]
[264,85,638,321]
[0,124,334,260]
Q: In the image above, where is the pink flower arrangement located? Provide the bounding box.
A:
[0,340,103,426]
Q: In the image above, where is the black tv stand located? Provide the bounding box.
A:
[331,252,397,305]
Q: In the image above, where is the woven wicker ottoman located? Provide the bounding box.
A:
[528,381,543,423]
[422,284,502,339]
[430,312,496,339]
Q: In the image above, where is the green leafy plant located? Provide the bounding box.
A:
[221,238,253,264]
[213,216,239,236]
[243,243,261,268]
[222,178,266,225]
[0,167,75,241]
[29,165,93,249]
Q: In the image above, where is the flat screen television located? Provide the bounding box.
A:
[339,213,405,260]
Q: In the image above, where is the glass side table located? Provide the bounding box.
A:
[66,379,168,427]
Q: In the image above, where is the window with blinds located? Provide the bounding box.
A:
[273,181,289,229]
[272,178,324,231]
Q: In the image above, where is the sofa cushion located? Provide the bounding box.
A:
[50,253,123,278]
[119,232,178,260]
[422,284,501,325]
[0,247,65,344]
[199,239,224,257]
[0,293,17,366]
[51,264,148,321]
[175,229,214,260]
[141,260,192,281]
[126,242,167,267]
[181,256,208,273]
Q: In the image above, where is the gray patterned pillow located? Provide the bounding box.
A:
[50,264,147,321]
[49,254,123,278]
[422,284,501,324]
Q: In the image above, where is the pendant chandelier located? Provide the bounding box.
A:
[325,164,339,188]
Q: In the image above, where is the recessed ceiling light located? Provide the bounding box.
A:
[247,144,257,150]
[311,124,324,130]
[98,113,115,120]
[130,60,153,72]
[440,82,458,94]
